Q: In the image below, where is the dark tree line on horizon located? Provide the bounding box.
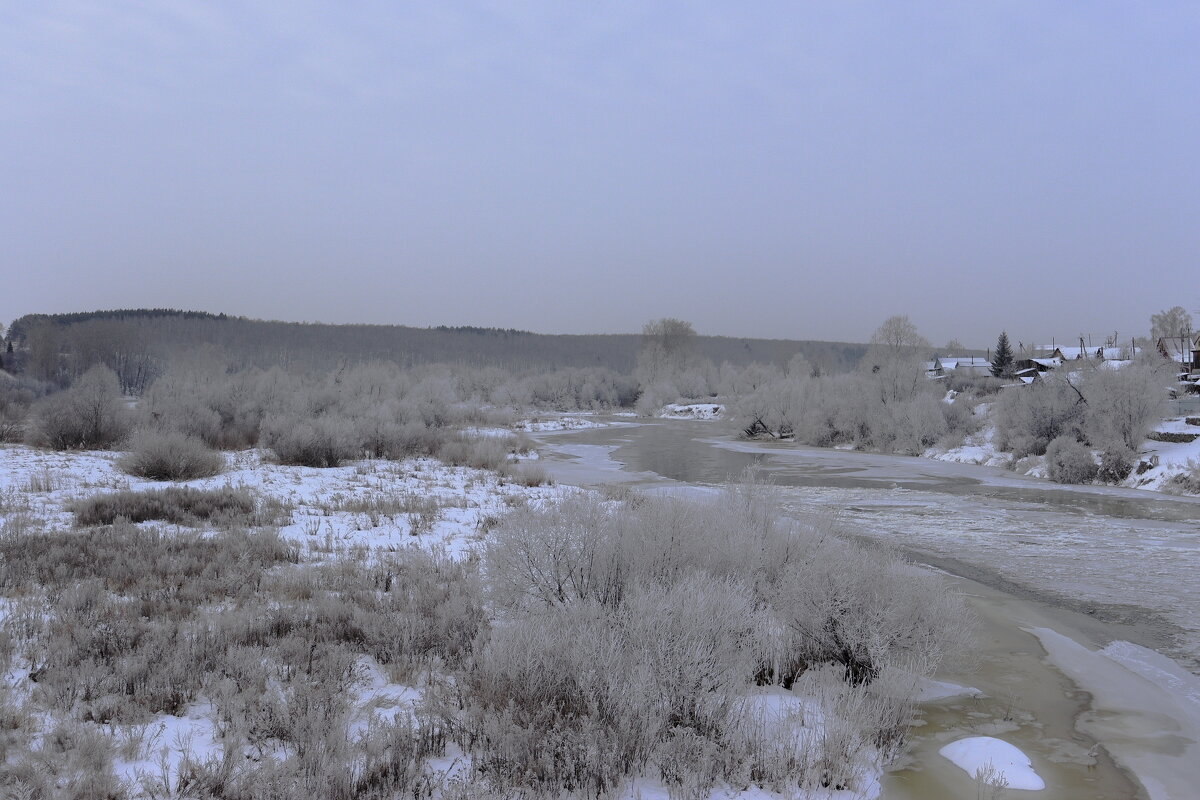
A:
[3,309,869,393]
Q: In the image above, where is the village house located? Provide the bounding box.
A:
[925,355,993,379]
[1157,334,1200,376]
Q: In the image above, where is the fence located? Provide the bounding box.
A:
[1169,397,1200,417]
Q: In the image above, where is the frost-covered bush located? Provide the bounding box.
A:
[771,537,971,684]
[1082,361,1169,452]
[1165,459,1200,495]
[471,485,969,795]
[261,414,360,468]
[117,429,225,480]
[499,459,551,487]
[996,362,1168,463]
[1045,435,1098,484]
[71,486,258,526]
[436,435,509,471]
[732,366,975,455]
[26,365,131,450]
[1097,445,1136,484]
[635,380,681,416]
[0,375,51,443]
[485,486,969,684]
[946,371,1006,397]
[995,377,1084,456]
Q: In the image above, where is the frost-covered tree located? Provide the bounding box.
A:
[636,318,697,384]
[863,315,930,406]
[1082,359,1169,453]
[991,331,1013,378]
[866,315,930,364]
[1150,306,1192,342]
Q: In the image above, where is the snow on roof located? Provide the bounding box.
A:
[1030,357,1061,368]
[936,356,991,370]
[1161,339,1190,357]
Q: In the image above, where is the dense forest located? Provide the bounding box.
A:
[3,309,868,393]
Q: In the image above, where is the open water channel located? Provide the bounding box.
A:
[534,417,1200,800]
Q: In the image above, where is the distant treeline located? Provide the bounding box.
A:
[4,309,867,392]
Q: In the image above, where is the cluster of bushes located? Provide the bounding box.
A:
[728,354,1172,486]
[732,366,981,454]
[25,366,132,450]
[16,363,556,480]
[116,429,226,480]
[0,374,52,443]
[454,486,971,795]
[995,360,1169,483]
[0,521,483,797]
[69,486,262,527]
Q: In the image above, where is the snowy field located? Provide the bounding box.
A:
[0,439,894,799]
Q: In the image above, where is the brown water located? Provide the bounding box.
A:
[887,578,1143,799]
[535,418,1200,799]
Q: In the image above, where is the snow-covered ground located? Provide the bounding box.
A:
[517,414,610,432]
[659,402,725,420]
[938,736,1045,790]
[0,442,886,800]
[925,411,1200,494]
[0,445,559,558]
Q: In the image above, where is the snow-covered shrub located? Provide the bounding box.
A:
[946,371,1005,397]
[1165,459,1200,495]
[499,459,551,487]
[940,393,979,441]
[138,364,275,449]
[71,486,258,526]
[635,380,680,416]
[995,377,1084,456]
[1097,445,1136,484]
[485,494,618,611]
[117,428,225,480]
[1082,360,1169,452]
[883,393,948,455]
[436,435,509,471]
[26,365,131,450]
[1045,435,1098,484]
[732,365,977,455]
[771,537,972,684]
[455,578,760,795]
[354,414,443,459]
[261,414,359,467]
[0,374,51,443]
[473,484,969,796]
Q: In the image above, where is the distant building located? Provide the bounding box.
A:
[1157,335,1200,375]
[927,356,992,378]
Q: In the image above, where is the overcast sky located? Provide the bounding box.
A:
[2,2,1197,348]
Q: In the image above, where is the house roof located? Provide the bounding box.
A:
[936,356,991,370]
[1047,345,1140,360]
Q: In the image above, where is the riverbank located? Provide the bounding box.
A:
[533,417,1200,799]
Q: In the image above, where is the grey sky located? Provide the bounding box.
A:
[3,2,1197,348]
